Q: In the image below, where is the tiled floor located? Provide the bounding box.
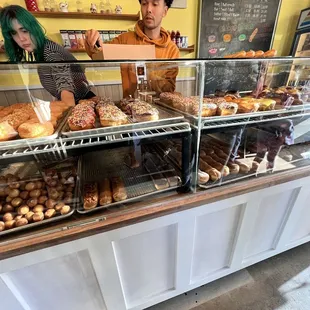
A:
[147,242,310,310]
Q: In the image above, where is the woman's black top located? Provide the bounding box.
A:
[38,40,91,101]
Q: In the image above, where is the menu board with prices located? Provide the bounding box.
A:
[198,0,281,58]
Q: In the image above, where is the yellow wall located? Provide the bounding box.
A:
[0,0,198,60]
[1,0,309,59]
[272,0,310,55]
[1,0,309,88]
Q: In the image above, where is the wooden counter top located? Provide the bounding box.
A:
[1,166,310,260]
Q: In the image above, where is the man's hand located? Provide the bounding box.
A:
[84,29,103,58]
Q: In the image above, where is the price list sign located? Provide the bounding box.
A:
[198,0,281,58]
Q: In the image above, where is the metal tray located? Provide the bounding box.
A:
[0,161,41,179]
[77,147,180,214]
[61,105,184,139]
[0,172,79,237]
[154,100,199,123]
[288,103,310,111]
[155,100,287,126]
[0,109,71,151]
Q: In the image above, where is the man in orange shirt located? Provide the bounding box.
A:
[85,0,179,98]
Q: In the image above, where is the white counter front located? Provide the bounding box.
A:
[1,175,310,310]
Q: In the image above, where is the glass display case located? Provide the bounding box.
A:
[192,57,310,191]
[0,57,309,238]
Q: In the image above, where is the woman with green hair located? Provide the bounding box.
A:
[0,5,96,106]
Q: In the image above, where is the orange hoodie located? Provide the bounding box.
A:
[85,21,180,98]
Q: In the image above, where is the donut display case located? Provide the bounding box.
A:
[0,57,309,238]
[2,57,310,310]
[191,57,310,190]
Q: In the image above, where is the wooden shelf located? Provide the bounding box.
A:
[0,45,194,55]
[68,45,195,54]
[180,45,194,53]
[32,11,140,21]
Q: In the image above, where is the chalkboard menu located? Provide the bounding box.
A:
[198,0,281,58]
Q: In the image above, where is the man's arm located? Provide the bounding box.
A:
[84,29,122,59]
[148,46,180,94]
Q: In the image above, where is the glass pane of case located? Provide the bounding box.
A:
[1,56,310,237]
[196,58,310,190]
[0,59,198,235]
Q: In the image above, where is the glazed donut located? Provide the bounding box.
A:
[211,146,231,161]
[254,50,265,58]
[234,51,247,58]
[199,160,222,181]
[0,106,13,118]
[245,50,255,58]
[1,112,29,130]
[264,49,277,57]
[78,99,96,107]
[201,155,230,177]
[235,160,250,173]
[198,170,210,184]
[18,121,54,138]
[0,121,18,141]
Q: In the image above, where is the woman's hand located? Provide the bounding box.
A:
[84,29,103,58]
[61,90,75,107]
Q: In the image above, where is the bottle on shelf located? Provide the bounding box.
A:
[99,1,105,13]
[76,0,83,12]
[24,0,39,11]
[105,0,112,13]
[171,30,176,44]
[176,30,181,48]
[50,0,56,12]
[43,0,51,12]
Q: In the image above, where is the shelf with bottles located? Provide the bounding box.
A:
[31,10,140,21]
[67,45,195,54]
[33,0,139,19]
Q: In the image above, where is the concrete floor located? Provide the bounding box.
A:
[148,242,310,310]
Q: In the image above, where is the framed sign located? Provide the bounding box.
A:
[171,0,187,9]
[297,8,310,30]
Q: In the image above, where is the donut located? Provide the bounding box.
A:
[0,121,18,141]
[264,49,277,57]
[217,102,238,116]
[245,50,255,58]
[255,50,265,58]
[18,120,54,138]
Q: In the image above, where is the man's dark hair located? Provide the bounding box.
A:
[139,0,174,8]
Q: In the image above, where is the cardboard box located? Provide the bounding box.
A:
[92,44,156,60]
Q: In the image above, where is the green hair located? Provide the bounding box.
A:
[0,5,47,62]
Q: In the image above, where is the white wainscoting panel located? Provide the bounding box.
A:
[1,250,106,310]
[288,190,310,243]
[113,224,177,308]
[1,177,310,310]
[0,277,24,310]
[243,187,300,260]
[191,204,243,282]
